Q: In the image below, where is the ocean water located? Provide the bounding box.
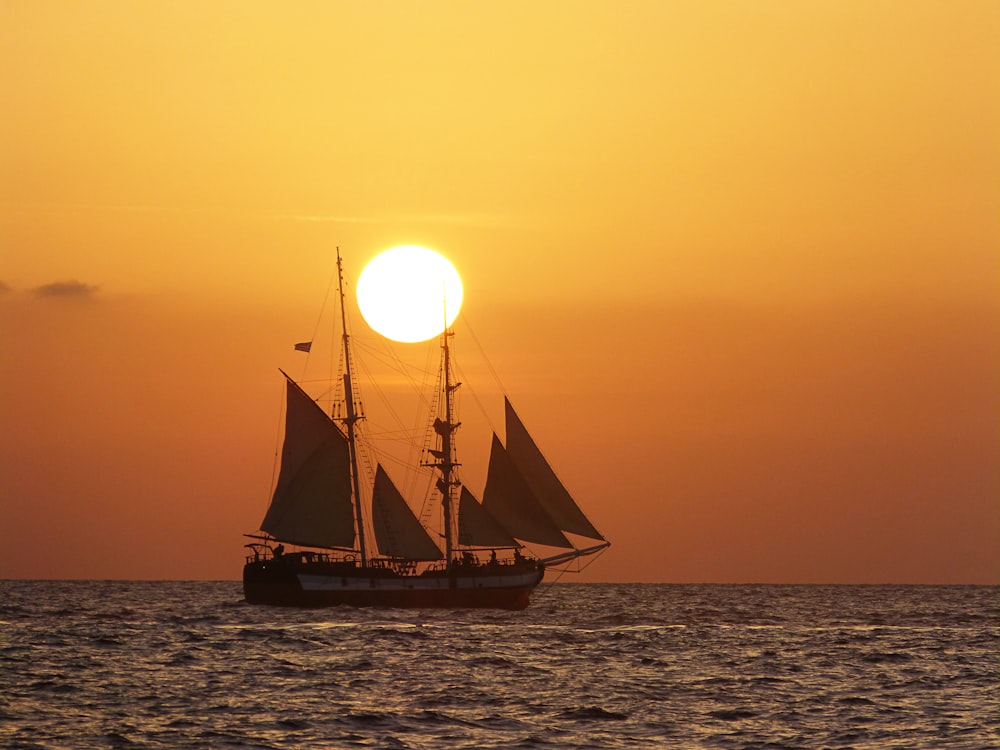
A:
[0,582,996,749]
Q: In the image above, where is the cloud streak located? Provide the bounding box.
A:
[31,280,100,299]
[1,201,518,230]
[275,211,516,229]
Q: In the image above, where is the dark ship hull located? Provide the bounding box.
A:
[243,553,545,610]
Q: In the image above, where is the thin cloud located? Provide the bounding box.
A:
[32,280,100,299]
[0,280,10,294]
[281,214,378,224]
[2,201,517,230]
[0,200,217,216]
[275,211,516,228]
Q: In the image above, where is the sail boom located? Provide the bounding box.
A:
[243,532,358,552]
[539,541,611,567]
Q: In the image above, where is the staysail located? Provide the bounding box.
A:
[482,433,574,548]
[503,398,606,541]
[371,465,443,560]
[481,399,606,549]
[458,486,519,548]
[260,374,357,549]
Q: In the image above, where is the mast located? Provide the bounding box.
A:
[442,329,459,568]
[429,325,461,581]
[336,247,368,567]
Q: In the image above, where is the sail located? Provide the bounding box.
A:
[482,434,573,548]
[504,398,605,541]
[260,376,357,549]
[458,486,518,548]
[371,465,443,561]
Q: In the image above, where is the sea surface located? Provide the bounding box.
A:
[0,582,996,749]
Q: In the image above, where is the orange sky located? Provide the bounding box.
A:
[1,1,997,582]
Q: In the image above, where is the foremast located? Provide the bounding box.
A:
[336,248,368,567]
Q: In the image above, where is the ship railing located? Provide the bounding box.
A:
[244,542,364,567]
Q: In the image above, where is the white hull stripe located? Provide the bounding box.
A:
[297,571,540,593]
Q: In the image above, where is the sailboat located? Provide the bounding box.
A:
[243,251,609,609]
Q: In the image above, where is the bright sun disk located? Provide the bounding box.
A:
[356,246,464,343]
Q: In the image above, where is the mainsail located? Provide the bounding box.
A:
[260,374,357,549]
[371,465,443,560]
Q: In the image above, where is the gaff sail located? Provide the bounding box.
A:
[260,374,357,549]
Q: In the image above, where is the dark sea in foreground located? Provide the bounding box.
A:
[0,582,996,749]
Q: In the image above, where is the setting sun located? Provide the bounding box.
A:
[356,246,464,343]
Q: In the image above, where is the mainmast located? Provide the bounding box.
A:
[336,248,368,567]
[430,326,461,580]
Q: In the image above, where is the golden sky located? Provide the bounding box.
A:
[1,1,997,582]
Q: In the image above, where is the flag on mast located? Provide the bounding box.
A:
[294,341,312,353]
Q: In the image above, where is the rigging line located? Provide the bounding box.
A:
[352,339,440,444]
[558,546,609,574]
[370,449,421,473]
[300,267,339,384]
[459,311,507,394]
[343,276,428,449]
[348,353,430,554]
[263,380,286,516]
[330,342,346,416]
[344,267,438,519]
[575,547,609,574]
[417,334,441,441]
[337,269,362,416]
[453,359,497,438]
[533,543,611,600]
[353,350,421,487]
[358,346,422,432]
[353,338,439,381]
[454,313,504,436]
[417,342,446,518]
[363,428,423,442]
[533,563,571,599]
[416,466,439,531]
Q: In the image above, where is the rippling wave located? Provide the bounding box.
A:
[1,582,996,749]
